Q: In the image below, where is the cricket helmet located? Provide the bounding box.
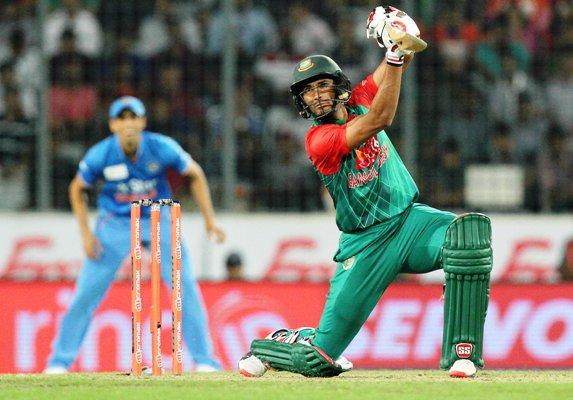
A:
[290,55,351,119]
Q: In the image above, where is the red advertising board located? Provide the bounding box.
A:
[1,281,572,373]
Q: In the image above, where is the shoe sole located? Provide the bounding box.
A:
[450,370,476,378]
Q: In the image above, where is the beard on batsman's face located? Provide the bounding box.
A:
[307,98,335,116]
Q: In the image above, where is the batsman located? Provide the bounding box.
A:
[240,6,492,378]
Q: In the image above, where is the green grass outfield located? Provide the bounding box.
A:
[1,370,572,400]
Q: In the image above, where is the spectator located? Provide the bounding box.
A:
[487,52,537,125]
[206,0,279,59]
[537,124,573,211]
[475,15,531,81]
[432,8,480,75]
[49,30,98,133]
[135,0,203,57]
[437,85,489,164]
[0,63,31,122]
[0,143,29,210]
[545,49,573,134]
[512,92,548,163]
[488,121,519,163]
[225,252,245,281]
[4,29,40,118]
[287,3,336,57]
[434,137,464,209]
[205,73,265,182]
[559,238,573,281]
[263,128,322,211]
[0,3,35,63]
[332,15,369,84]
[44,0,103,57]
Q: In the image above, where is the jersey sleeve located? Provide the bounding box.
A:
[160,135,193,174]
[305,124,351,175]
[78,145,104,186]
[349,74,378,109]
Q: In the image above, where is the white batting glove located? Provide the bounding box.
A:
[383,6,427,54]
[366,6,387,46]
[366,6,427,66]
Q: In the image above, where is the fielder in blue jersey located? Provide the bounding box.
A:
[45,96,225,373]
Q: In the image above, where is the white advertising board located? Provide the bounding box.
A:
[1,212,572,282]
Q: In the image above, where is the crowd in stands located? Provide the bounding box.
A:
[0,0,571,212]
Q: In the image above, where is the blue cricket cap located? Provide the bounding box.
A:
[108,96,146,118]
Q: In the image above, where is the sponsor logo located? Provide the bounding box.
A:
[134,322,142,364]
[155,327,162,368]
[133,218,142,260]
[342,256,355,270]
[154,222,161,262]
[171,317,183,364]
[455,343,474,359]
[173,271,182,312]
[134,270,142,312]
[348,143,389,189]
[355,137,382,170]
[174,218,182,260]
[103,164,129,181]
[391,20,407,32]
[147,162,160,173]
[297,58,314,72]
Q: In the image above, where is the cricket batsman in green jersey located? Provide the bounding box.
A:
[239,6,492,379]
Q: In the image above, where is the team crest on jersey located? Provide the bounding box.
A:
[147,162,160,173]
[297,58,314,72]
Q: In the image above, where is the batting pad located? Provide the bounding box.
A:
[440,213,492,370]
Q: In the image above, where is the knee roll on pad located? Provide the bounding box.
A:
[251,339,345,377]
[440,213,492,370]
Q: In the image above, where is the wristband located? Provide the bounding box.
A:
[385,50,404,66]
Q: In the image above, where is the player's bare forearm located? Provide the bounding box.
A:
[68,175,91,235]
[187,162,226,242]
[345,64,402,148]
[403,53,414,70]
[187,162,217,228]
[372,53,414,85]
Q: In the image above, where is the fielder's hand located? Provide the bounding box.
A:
[206,223,226,244]
[366,6,427,54]
[82,231,102,259]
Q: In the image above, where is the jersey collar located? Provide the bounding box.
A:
[113,131,146,163]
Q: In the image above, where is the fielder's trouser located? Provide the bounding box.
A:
[47,209,220,370]
[312,203,456,359]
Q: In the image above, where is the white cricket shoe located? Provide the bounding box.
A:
[449,359,477,378]
[43,366,68,374]
[195,364,219,372]
[238,352,268,377]
[335,356,353,371]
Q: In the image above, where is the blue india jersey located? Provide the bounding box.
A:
[78,131,192,216]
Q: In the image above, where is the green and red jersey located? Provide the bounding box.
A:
[305,74,418,258]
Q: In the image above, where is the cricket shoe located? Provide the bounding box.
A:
[449,359,477,378]
[43,366,68,374]
[195,364,219,372]
[238,352,268,377]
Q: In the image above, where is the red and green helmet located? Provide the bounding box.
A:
[290,55,352,120]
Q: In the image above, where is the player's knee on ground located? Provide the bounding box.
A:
[251,339,346,378]
[440,213,493,370]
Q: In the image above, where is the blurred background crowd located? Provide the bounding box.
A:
[0,0,572,213]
